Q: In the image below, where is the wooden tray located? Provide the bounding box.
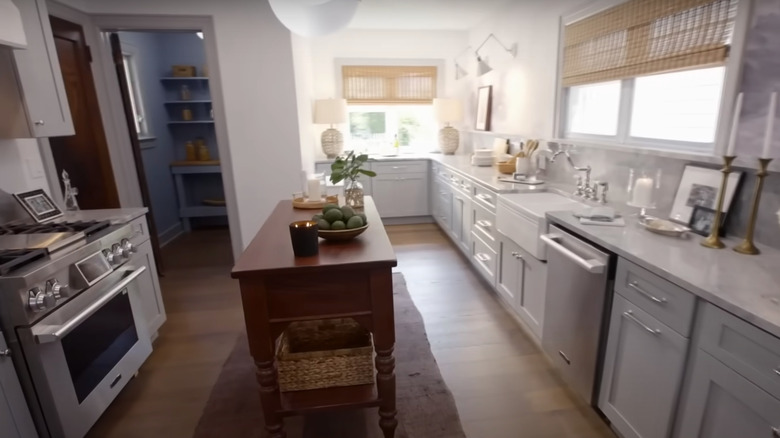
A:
[318,224,369,241]
[293,195,339,209]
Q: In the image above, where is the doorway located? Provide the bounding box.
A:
[110,30,232,268]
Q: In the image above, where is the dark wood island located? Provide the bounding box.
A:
[231,197,398,438]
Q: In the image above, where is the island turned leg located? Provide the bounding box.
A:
[240,281,285,438]
[371,269,397,437]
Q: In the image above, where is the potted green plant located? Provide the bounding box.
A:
[330,151,376,208]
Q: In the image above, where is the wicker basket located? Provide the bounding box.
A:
[496,159,517,174]
[276,318,374,392]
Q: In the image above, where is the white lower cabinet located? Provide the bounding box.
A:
[675,349,780,438]
[0,332,37,438]
[599,294,688,438]
[496,235,546,339]
[471,231,497,287]
[451,188,471,253]
[434,178,452,231]
[497,237,521,307]
[369,173,429,218]
[135,240,166,338]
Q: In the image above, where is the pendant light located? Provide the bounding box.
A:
[268,0,361,37]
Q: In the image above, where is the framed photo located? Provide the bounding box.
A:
[13,189,63,223]
[688,206,724,236]
[475,85,492,131]
[669,165,742,225]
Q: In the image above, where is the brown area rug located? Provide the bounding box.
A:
[193,273,466,438]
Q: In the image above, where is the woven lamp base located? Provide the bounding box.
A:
[439,126,459,155]
[321,128,344,158]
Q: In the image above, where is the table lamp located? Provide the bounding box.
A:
[314,98,347,158]
[434,98,463,154]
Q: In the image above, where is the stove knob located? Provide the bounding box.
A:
[120,239,135,257]
[112,243,125,260]
[28,288,55,312]
[103,249,115,264]
[46,280,68,300]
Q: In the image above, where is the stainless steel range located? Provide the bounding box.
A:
[0,216,153,438]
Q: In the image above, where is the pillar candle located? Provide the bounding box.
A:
[307,177,321,201]
[762,92,777,159]
[726,92,742,157]
[631,177,654,207]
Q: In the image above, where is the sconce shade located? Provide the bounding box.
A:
[433,98,463,124]
[314,98,347,124]
[268,0,360,37]
[477,57,493,76]
[455,62,468,80]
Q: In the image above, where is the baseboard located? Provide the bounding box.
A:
[381,216,435,226]
[159,222,184,247]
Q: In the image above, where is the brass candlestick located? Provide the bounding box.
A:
[701,156,736,249]
[734,158,773,255]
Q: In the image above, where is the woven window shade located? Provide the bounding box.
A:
[562,0,737,87]
[342,66,437,104]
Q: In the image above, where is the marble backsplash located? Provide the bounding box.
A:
[463,131,780,250]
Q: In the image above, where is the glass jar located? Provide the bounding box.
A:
[185,141,196,161]
[180,85,191,101]
[627,168,662,217]
[343,180,364,208]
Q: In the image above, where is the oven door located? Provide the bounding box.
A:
[18,266,152,438]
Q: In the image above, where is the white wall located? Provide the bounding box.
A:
[296,29,469,160]
[462,0,579,139]
[0,139,50,194]
[58,0,303,250]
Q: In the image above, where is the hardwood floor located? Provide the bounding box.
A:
[88,225,615,438]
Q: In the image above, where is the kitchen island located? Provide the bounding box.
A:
[231,197,398,438]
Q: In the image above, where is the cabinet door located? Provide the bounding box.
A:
[599,295,688,438]
[372,173,428,218]
[0,332,37,438]
[433,179,452,230]
[497,237,522,308]
[134,240,166,338]
[451,189,471,252]
[676,349,780,438]
[11,0,74,137]
[515,244,546,339]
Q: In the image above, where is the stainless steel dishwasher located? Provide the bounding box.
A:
[540,224,613,405]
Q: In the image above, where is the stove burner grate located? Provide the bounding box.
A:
[0,249,48,276]
[0,220,110,236]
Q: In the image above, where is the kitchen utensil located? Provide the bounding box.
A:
[318,224,369,241]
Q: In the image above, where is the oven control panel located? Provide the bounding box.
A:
[26,279,70,312]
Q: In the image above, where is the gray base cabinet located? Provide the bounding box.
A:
[675,349,780,438]
[450,187,471,253]
[497,236,545,339]
[0,332,37,438]
[135,239,166,338]
[371,172,429,218]
[599,294,688,438]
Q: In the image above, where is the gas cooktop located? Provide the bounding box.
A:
[0,220,111,259]
[0,220,109,236]
[0,249,48,276]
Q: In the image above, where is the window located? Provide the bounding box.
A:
[121,53,149,137]
[341,64,438,154]
[560,0,738,152]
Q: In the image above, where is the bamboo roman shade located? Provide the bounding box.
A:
[342,66,437,104]
[562,0,738,87]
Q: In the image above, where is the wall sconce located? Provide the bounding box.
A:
[475,33,517,76]
[453,46,472,80]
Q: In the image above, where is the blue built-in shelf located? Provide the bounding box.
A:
[160,76,210,81]
[165,100,212,104]
[168,121,215,125]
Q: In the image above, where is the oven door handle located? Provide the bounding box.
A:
[541,234,605,274]
[33,267,147,344]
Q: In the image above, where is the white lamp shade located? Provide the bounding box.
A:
[314,98,347,124]
[477,57,492,76]
[268,0,360,37]
[433,98,463,124]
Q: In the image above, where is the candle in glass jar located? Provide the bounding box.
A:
[631,177,654,207]
[307,177,321,201]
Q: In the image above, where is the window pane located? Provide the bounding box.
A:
[630,67,724,144]
[122,54,142,134]
[566,81,621,136]
[347,105,435,154]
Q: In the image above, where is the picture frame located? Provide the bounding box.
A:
[669,165,742,225]
[688,206,724,236]
[475,85,492,131]
[13,189,63,223]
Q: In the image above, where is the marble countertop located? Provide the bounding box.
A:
[316,153,544,194]
[546,211,780,339]
[55,208,148,225]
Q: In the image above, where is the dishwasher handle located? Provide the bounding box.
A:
[541,233,606,274]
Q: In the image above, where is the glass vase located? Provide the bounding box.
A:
[344,180,364,208]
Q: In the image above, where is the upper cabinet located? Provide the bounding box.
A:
[0,0,73,138]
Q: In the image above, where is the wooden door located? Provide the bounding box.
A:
[48,17,119,209]
[675,349,780,438]
[599,294,688,438]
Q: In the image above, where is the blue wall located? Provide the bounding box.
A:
[118,31,223,239]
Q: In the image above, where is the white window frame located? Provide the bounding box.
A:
[120,43,151,139]
[553,0,754,156]
[345,104,438,154]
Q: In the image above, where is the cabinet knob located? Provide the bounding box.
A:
[34,120,45,126]
[0,349,10,357]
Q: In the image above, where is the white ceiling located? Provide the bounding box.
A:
[347,0,515,31]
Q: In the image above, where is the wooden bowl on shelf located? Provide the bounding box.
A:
[318,224,369,241]
[496,159,516,175]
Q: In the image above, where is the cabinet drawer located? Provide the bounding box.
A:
[615,258,696,337]
[697,302,780,400]
[372,160,428,174]
[472,201,497,252]
[471,231,497,287]
[473,184,498,212]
